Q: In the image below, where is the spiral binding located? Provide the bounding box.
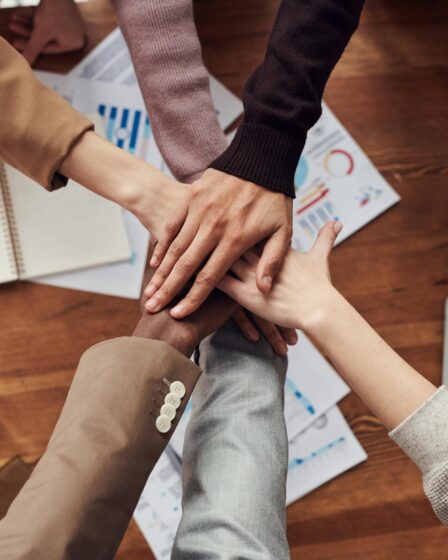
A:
[0,162,24,278]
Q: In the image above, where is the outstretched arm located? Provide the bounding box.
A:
[0,280,236,559]
[219,223,448,525]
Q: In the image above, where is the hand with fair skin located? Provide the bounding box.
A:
[144,169,293,319]
[9,0,86,67]
[60,131,294,354]
[219,221,436,431]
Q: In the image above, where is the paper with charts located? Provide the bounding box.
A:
[292,103,400,252]
[134,406,366,559]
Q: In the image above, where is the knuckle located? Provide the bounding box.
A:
[164,221,179,237]
[168,242,184,259]
[211,211,228,229]
[177,256,195,274]
[267,255,283,270]
[196,269,216,288]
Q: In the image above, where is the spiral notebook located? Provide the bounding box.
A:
[0,162,131,283]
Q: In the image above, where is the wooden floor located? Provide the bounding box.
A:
[1,0,448,557]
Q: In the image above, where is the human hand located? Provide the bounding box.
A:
[232,307,297,356]
[135,268,237,357]
[144,168,293,318]
[9,0,86,66]
[218,222,342,331]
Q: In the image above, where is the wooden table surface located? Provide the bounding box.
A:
[1,0,448,558]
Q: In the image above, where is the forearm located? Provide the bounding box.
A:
[59,130,179,234]
[113,0,227,183]
[211,0,365,197]
[307,289,436,430]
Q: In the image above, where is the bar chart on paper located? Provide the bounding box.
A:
[98,104,153,161]
[291,103,400,252]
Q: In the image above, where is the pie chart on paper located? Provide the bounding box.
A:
[323,149,354,178]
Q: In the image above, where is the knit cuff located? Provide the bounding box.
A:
[209,123,305,198]
[389,386,448,475]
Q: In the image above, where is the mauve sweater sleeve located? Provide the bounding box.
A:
[211,0,365,197]
[113,0,228,184]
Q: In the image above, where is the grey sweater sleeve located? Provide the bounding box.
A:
[389,386,448,525]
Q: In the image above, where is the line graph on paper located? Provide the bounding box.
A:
[284,376,317,440]
[288,436,346,470]
[285,407,367,505]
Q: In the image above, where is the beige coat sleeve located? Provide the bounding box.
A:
[0,336,201,560]
[0,37,93,190]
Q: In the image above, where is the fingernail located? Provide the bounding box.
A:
[248,330,260,342]
[144,285,156,298]
[145,298,159,312]
[171,303,186,318]
[262,276,272,291]
[333,221,342,234]
[150,256,158,267]
[276,343,288,356]
[287,333,298,345]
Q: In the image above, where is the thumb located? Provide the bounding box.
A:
[256,229,289,294]
[311,221,342,260]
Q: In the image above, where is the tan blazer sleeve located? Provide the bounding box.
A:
[0,37,93,190]
[0,336,201,560]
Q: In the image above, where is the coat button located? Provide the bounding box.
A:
[160,403,176,421]
[170,381,186,398]
[165,392,181,409]
[156,415,172,433]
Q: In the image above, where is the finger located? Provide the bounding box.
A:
[8,21,32,38]
[144,217,199,298]
[229,258,253,282]
[10,8,35,21]
[256,228,290,294]
[21,32,52,66]
[11,38,28,51]
[217,275,252,308]
[252,316,288,356]
[170,242,243,318]
[145,231,216,313]
[232,308,260,342]
[277,326,298,346]
[311,221,342,260]
[242,250,259,267]
[150,213,187,268]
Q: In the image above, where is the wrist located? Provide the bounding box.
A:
[133,314,197,357]
[300,287,348,339]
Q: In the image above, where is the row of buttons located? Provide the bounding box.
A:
[155,380,186,434]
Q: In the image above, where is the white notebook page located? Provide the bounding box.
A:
[4,164,131,279]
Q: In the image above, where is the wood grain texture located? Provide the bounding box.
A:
[1,0,447,558]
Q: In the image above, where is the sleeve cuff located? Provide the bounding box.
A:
[209,123,305,198]
[389,386,448,475]
[47,120,94,191]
